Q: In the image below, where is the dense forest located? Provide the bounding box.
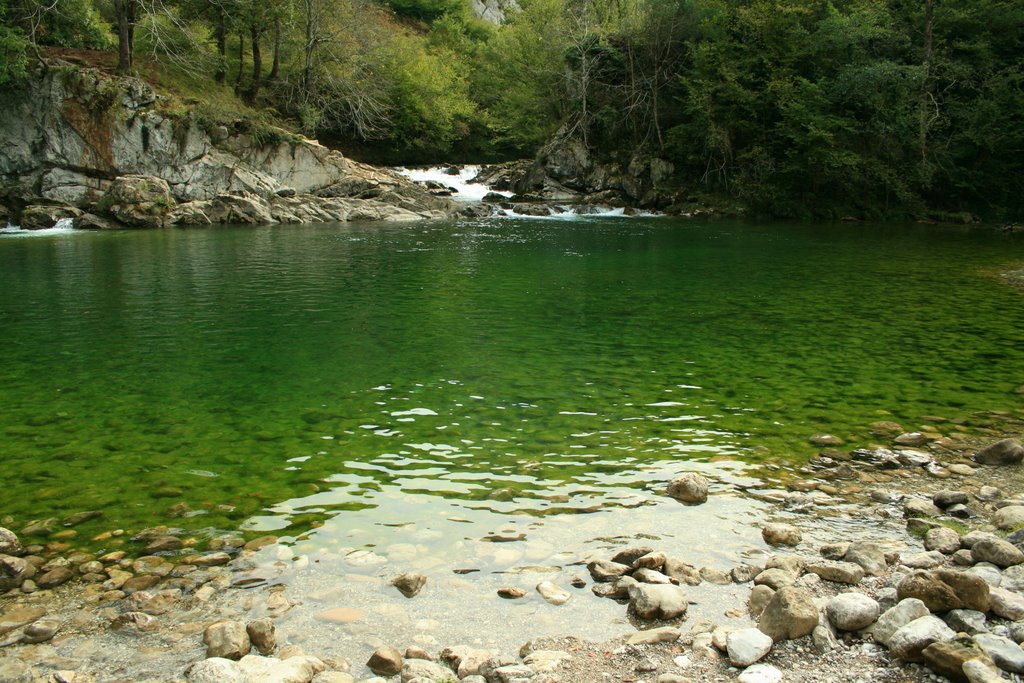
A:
[0,0,1022,219]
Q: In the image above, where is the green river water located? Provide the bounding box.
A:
[1,217,1022,549]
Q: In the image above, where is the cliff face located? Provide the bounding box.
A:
[506,125,679,209]
[0,63,455,229]
[470,0,520,24]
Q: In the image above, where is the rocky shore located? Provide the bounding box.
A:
[0,62,457,231]
[2,405,1024,683]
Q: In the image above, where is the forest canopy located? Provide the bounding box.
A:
[1,0,1021,220]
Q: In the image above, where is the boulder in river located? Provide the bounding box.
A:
[666,473,709,504]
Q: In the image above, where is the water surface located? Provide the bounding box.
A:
[0,218,1021,544]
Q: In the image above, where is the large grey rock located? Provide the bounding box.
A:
[0,528,22,557]
[995,505,1024,532]
[966,563,1003,587]
[845,542,888,576]
[203,621,250,660]
[757,586,818,642]
[888,616,956,662]
[901,551,947,569]
[974,439,1024,466]
[944,609,988,635]
[871,598,931,647]
[806,560,864,584]
[101,175,174,227]
[989,586,1024,620]
[470,0,520,24]
[726,627,773,666]
[972,538,1024,567]
[925,527,963,555]
[826,593,880,631]
[973,633,1024,673]
[667,473,709,504]
[627,583,688,620]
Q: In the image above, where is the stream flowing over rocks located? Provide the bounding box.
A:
[2,406,1023,683]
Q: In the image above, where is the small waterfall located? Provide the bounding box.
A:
[395,166,513,202]
[0,217,78,236]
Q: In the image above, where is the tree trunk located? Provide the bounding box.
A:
[215,11,227,84]
[235,31,245,90]
[113,0,136,75]
[303,0,315,99]
[269,19,281,81]
[250,25,263,96]
[919,0,935,169]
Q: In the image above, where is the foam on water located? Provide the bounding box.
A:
[0,217,78,236]
[495,205,662,220]
[395,165,513,201]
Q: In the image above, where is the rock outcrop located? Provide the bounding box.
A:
[504,125,679,209]
[0,62,455,229]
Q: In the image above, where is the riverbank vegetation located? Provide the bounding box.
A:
[0,0,1021,219]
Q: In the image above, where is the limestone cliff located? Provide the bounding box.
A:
[470,0,520,24]
[0,62,456,229]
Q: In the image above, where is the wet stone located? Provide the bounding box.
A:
[761,523,801,547]
[972,538,1024,567]
[22,617,60,644]
[610,547,653,566]
[391,572,427,598]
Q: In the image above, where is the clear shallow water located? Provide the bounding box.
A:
[0,218,1022,547]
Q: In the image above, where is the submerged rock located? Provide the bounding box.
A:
[761,524,801,547]
[667,473,709,504]
[391,572,427,598]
